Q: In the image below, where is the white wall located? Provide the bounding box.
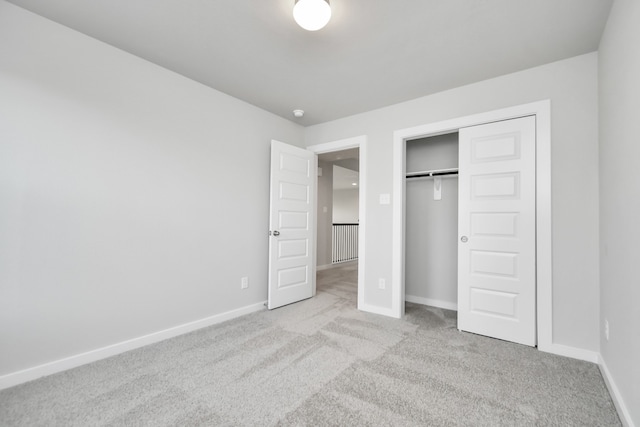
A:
[0,1,303,378]
[316,161,334,267]
[305,52,600,353]
[332,189,359,223]
[405,133,458,307]
[598,0,640,424]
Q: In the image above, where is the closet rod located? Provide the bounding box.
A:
[406,167,459,179]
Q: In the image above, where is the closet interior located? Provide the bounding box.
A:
[405,132,459,310]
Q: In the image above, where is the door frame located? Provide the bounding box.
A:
[391,100,553,352]
[308,135,367,311]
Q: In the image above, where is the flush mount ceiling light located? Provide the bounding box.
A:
[293,0,332,31]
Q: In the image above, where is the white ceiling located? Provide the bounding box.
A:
[7,0,612,126]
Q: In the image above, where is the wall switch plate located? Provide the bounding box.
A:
[604,319,609,341]
[378,278,386,289]
[241,277,249,289]
[379,194,391,205]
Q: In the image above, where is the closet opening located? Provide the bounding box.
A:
[402,117,539,347]
[392,102,552,349]
[405,133,460,312]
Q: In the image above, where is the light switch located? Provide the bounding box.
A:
[379,193,391,205]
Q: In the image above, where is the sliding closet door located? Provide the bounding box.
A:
[457,116,536,346]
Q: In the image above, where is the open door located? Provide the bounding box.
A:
[268,140,317,310]
[457,116,536,346]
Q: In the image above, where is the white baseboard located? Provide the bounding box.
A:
[405,294,458,311]
[544,343,599,363]
[316,264,333,271]
[358,302,400,319]
[0,301,267,391]
[599,356,636,427]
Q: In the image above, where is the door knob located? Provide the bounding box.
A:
[273,230,280,236]
[460,236,468,243]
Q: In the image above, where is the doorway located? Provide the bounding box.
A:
[405,133,459,311]
[317,152,360,268]
[308,136,367,311]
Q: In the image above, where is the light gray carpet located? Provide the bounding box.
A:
[0,263,621,426]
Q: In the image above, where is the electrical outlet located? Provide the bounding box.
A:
[604,319,609,341]
[241,277,249,289]
[378,278,386,289]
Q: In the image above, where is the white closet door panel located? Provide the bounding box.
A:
[458,116,536,346]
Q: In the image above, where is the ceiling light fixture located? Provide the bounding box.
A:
[293,0,332,31]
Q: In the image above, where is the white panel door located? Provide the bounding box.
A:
[458,116,536,346]
[268,140,316,310]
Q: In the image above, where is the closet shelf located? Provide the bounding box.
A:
[406,167,459,179]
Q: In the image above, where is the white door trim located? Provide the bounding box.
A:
[392,100,553,352]
[307,136,368,312]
